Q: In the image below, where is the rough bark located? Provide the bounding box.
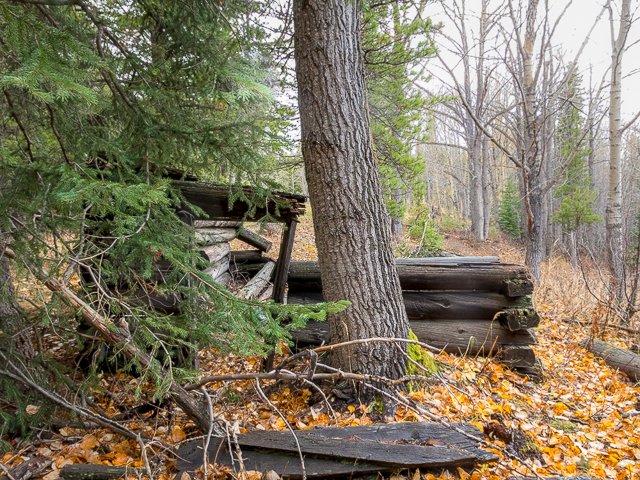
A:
[0,244,35,361]
[293,0,409,383]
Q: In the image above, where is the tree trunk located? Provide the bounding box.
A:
[0,253,35,361]
[391,187,404,239]
[606,0,631,303]
[293,0,409,384]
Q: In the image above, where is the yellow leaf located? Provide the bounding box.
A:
[171,429,187,443]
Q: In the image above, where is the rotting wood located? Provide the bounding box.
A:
[174,180,306,223]
[247,260,533,293]
[292,319,537,358]
[6,455,53,480]
[497,345,537,368]
[581,339,640,382]
[177,422,496,478]
[287,291,533,321]
[237,226,273,252]
[494,307,540,331]
[237,262,276,300]
[59,464,140,480]
[501,278,535,297]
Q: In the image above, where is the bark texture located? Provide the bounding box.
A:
[293,0,409,381]
[606,0,631,301]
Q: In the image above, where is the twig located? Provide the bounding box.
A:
[201,388,215,478]
[136,434,152,478]
[254,379,306,480]
[0,462,18,480]
[279,369,338,426]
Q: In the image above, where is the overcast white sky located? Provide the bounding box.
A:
[424,0,640,122]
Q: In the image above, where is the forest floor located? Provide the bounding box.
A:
[2,217,640,480]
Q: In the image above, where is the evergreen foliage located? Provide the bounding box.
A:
[553,75,602,233]
[498,179,522,239]
[0,0,341,436]
[362,1,438,223]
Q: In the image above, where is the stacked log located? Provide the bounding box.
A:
[232,256,539,368]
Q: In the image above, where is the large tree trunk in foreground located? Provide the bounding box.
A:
[293,0,409,382]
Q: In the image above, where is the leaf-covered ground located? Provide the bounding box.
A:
[2,220,640,479]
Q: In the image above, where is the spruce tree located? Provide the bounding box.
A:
[498,179,522,239]
[0,0,338,436]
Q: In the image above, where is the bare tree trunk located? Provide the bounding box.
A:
[606,0,631,303]
[391,187,403,239]
[293,0,409,386]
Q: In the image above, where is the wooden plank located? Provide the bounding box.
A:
[395,256,500,265]
[192,220,242,228]
[278,261,533,293]
[581,339,640,382]
[178,440,387,479]
[211,431,477,468]
[237,227,273,252]
[237,262,276,300]
[272,220,298,303]
[287,291,533,320]
[292,319,537,355]
[177,422,495,478]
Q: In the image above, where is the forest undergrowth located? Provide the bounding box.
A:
[2,218,640,480]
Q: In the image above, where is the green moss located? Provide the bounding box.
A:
[407,330,437,375]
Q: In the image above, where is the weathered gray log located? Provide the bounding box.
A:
[493,308,540,331]
[259,284,274,302]
[238,262,276,300]
[192,220,242,228]
[194,227,236,245]
[497,345,537,367]
[272,260,533,294]
[174,180,306,223]
[60,464,140,479]
[292,320,537,357]
[501,278,534,297]
[199,242,231,263]
[230,249,270,266]
[177,422,496,478]
[237,226,273,252]
[395,256,499,265]
[214,271,231,288]
[287,291,533,321]
[581,339,640,382]
[203,254,230,279]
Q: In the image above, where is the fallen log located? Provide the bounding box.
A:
[237,226,273,252]
[202,254,230,280]
[253,260,533,294]
[287,291,533,321]
[237,261,276,300]
[292,320,537,359]
[60,464,140,480]
[581,339,640,382]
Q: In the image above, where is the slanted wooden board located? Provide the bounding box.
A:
[237,227,273,252]
[287,291,532,321]
[177,422,497,479]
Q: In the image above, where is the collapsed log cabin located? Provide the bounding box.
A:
[96,174,540,371]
